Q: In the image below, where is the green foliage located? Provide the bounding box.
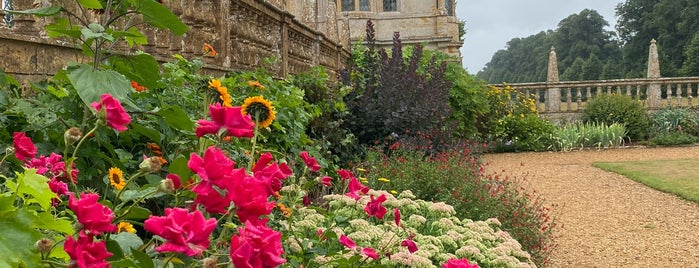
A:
[580,94,650,141]
[361,143,557,266]
[649,132,697,146]
[549,122,627,151]
[480,85,555,152]
[650,107,699,136]
[288,67,362,166]
[342,21,452,146]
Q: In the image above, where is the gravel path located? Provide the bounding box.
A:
[481,147,699,268]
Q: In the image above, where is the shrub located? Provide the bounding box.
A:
[360,141,557,266]
[580,94,649,141]
[478,85,555,152]
[341,20,452,145]
[650,132,697,146]
[650,107,699,136]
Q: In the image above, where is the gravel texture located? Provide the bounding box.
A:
[482,147,699,268]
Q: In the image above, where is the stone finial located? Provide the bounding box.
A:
[647,39,661,78]
[547,46,559,82]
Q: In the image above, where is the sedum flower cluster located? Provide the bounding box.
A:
[279,188,537,268]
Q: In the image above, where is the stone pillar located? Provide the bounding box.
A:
[647,39,661,108]
[546,46,561,112]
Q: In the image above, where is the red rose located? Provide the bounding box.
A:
[91,94,131,132]
[196,104,254,138]
[299,151,321,172]
[68,193,117,234]
[64,230,112,268]
[229,221,286,268]
[144,208,217,256]
[13,132,36,162]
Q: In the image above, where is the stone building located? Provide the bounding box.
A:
[333,0,463,61]
[260,0,463,61]
[0,0,462,83]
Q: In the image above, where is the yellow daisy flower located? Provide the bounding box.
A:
[209,79,232,107]
[378,177,390,183]
[117,222,136,233]
[241,96,276,128]
[109,167,125,190]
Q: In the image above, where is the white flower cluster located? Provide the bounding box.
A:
[282,190,537,268]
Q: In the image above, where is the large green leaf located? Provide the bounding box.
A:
[110,54,161,89]
[157,105,194,131]
[66,63,139,111]
[16,169,55,211]
[168,156,191,183]
[130,0,188,35]
[6,6,62,17]
[131,122,162,142]
[111,232,144,254]
[0,209,44,268]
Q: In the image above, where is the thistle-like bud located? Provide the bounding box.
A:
[35,238,53,254]
[139,156,162,173]
[64,127,83,145]
[202,257,217,268]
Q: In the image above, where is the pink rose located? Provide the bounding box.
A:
[362,247,379,260]
[442,258,479,268]
[68,193,117,234]
[12,132,36,162]
[339,234,356,250]
[144,208,217,256]
[64,230,112,268]
[196,104,254,138]
[229,221,286,268]
[364,194,388,220]
[91,94,131,132]
[299,151,321,172]
[321,176,333,186]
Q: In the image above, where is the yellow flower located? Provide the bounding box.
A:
[247,80,266,90]
[209,79,232,107]
[241,96,276,128]
[356,168,366,172]
[117,222,136,233]
[109,167,125,190]
[378,177,390,183]
[359,177,368,183]
[390,190,398,195]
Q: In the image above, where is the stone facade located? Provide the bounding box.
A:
[0,0,463,85]
[334,0,463,61]
[0,0,350,84]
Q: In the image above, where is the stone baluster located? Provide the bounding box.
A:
[626,85,632,98]
[688,83,693,107]
[566,88,572,110]
[606,85,612,94]
[534,88,541,110]
[586,87,592,102]
[576,89,582,110]
[676,84,682,107]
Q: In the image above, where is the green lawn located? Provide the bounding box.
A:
[593,159,699,204]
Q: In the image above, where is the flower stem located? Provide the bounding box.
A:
[247,115,261,171]
[114,170,147,207]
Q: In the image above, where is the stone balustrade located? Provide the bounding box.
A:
[489,40,699,123]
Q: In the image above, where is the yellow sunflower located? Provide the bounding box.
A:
[109,167,125,190]
[241,95,276,128]
[208,79,233,107]
[117,222,136,233]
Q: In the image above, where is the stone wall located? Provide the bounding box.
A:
[0,0,351,85]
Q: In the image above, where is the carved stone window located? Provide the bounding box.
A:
[359,0,370,11]
[445,0,455,16]
[341,0,355,11]
[341,0,371,12]
[2,0,13,27]
[383,0,397,11]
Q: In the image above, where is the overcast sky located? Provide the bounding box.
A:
[456,0,624,73]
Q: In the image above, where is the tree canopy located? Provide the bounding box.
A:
[476,1,699,83]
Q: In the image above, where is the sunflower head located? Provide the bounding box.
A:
[241,96,276,128]
[117,222,136,233]
[208,79,232,107]
[109,167,125,190]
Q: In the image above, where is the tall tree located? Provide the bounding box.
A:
[680,32,699,76]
